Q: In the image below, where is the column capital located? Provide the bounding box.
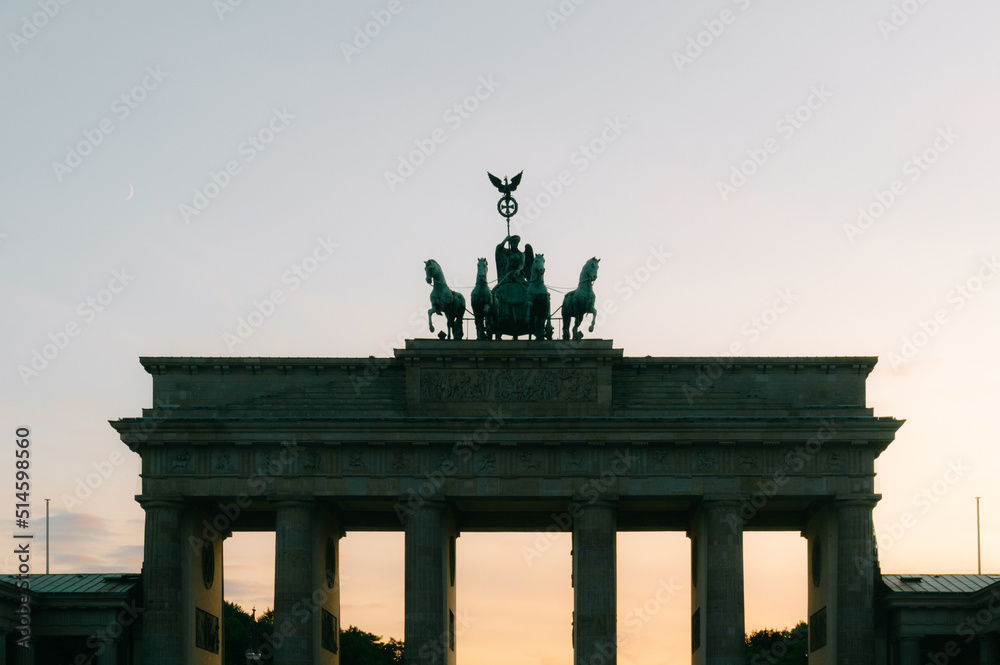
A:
[398,496,447,509]
[397,496,450,527]
[135,495,184,511]
[701,496,743,509]
[573,498,618,510]
[269,497,316,509]
[834,494,881,509]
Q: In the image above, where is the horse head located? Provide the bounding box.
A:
[425,259,439,285]
[580,257,600,284]
[531,254,546,280]
[477,257,488,281]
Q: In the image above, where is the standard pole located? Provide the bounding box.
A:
[45,498,50,574]
[976,497,982,575]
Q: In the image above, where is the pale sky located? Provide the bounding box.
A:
[2,2,999,664]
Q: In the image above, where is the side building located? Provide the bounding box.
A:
[0,572,141,664]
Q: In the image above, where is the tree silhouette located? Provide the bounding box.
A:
[745,622,808,665]
[223,602,402,665]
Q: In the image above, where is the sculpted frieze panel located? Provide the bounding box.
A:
[390,450,411,473]
[346,451,366,473]
[519,451,543,472]
[420,368,597,402]
[211,452,237,475]
[169,450,194,474]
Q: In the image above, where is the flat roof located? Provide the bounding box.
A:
[0,573,139,595]
[882,574,1000,594]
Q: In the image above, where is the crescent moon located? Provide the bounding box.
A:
[125,183,134,201]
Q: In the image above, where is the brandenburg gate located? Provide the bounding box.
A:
[113,339,902,665]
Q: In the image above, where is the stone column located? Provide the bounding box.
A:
[573,501,617,665]
[690,499,744,665]
[137,497,184,665]
[273,499,316,664]
[981,635,1000,665]
[404,500,456,665]
[835,497,878,665]
[96,639,119,665]
[12,643,32,665]
[898,637,920,665]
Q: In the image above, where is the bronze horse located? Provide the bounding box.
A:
[471,257,494,340]
[425,259,465,340]
[562,257,600,340]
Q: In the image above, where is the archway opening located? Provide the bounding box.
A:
[224,531,276,615]
[617,532,691,665]
[340,532,406,643]
[743,531,807,640]
[458,532,573,665]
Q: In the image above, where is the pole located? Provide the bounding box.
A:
[976,496,981,575]
[46,498,50,574]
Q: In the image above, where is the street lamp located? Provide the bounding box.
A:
[245,606,262,664]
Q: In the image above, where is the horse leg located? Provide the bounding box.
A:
[428,307,436,333]
[454,296,465,341]
[588,305,597,333]
[529,299,538,341]
[561,297,572,341]
[545,295,553,340]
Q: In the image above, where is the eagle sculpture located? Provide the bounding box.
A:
[488,171,523,195]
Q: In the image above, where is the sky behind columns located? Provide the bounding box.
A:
[2,2,999,664]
